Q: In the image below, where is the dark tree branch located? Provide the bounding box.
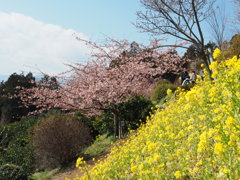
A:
[136,0,217,74]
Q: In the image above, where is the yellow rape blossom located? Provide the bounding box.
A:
[213,48,221,59]
[167,88,172,96]
[76,157,85,168]
[226,116,235,128]
[174,171,182,179]
[220,168,229,174]
[214,143,224,155]
[131,165,137,173]
[70,54,240,180]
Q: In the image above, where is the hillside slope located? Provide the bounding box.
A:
[72,54,240,179]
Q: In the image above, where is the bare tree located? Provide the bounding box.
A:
[207,5,227,48]
[136,0,216,74]
[234,0,240,20]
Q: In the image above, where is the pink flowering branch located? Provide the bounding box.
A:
[19,38,189,136]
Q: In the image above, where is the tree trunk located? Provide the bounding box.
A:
[201,50,213,79]
[113,111,120,138]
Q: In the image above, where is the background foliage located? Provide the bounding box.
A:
[0,73,36,125]
[90,95,153,136]
[150,80,177,103]
[0,115,39,179]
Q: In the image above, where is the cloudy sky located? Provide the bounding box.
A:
[0,12,91,75]
[0,0,147,79]
[0,0,238,80]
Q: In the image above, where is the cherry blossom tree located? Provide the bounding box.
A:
[19,38,188,137]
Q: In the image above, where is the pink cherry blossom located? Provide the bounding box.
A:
[19,38,189,136]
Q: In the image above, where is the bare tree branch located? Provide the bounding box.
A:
[135,0,216,73]
[234,0,240,20]
[207,5,227,48]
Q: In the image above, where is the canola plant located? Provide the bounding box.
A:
[71,49,240,179]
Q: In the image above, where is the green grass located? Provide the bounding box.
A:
[84,134,115,156]
[30,168,59,180]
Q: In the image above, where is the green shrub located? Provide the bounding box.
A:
[151,80,177,102]
[0,164,27,180]
[32,114,92,169]
[0,115,39,177]
[92,112,113,135]
[0,110,68,178]
[119,96,153,133]
[91,96,153,136]
[76,113,99,139]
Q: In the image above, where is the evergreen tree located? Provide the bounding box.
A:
[0,73,36,125]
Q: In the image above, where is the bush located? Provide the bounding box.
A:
[32,114,92,169]
[92,112,113,135]
[151,80,177,102]
[0,164,27,180]
[76,113,99,139]
[91,96,153,136]
[119,96,153,133]
[0,115,39,177]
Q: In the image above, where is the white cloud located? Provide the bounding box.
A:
[0,12,90,76]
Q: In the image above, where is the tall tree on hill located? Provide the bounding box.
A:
[135,0,216,74]
[222,34,240,58]
[39,74,59,90]
[0,73,36,125]
[19,39,188,137]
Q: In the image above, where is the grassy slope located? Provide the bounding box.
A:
[72,55,240,179]
[84,134,115,157]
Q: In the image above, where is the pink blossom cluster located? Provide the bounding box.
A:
[19,39,188,116]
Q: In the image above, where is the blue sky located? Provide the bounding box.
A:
[0,0,238,80]
[0,0,146,41]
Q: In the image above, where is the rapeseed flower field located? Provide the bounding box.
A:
[70,51,240,179]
